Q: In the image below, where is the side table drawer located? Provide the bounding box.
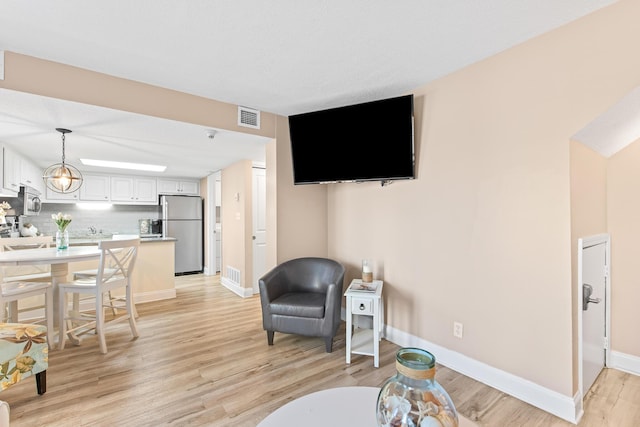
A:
[352,297,374,315]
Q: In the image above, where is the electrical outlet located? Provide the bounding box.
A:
[453,321,463,339]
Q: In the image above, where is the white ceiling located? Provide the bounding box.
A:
[0,0,626,179]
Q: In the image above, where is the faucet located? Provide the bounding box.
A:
[88,226,97,235]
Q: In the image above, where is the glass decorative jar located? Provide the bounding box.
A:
[56,229,69,251]
[377,348,458,427]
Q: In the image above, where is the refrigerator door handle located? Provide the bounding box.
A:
[161,198,168,221]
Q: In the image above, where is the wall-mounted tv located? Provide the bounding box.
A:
[288,94,415,185]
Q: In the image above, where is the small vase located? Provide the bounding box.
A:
[377,348,458,427]
[56,229,69,250]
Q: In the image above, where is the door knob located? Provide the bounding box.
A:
[582,283,602,311]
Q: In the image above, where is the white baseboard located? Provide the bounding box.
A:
[134,289,176,304]
[610,350,640,376]
[384,324,580,424]
[221,276,253,298]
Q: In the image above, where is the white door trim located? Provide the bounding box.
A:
[252,166,266,294]
[205,172,219,275]
[577,233,611,402]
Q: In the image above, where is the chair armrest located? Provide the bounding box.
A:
[258,267,288,303]
[323,282,342,323]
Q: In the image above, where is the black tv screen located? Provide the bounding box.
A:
[288,94,415,184]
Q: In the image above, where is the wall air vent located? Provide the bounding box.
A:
[238,106,260,129]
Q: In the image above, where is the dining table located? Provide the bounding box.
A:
[0,245,104,332]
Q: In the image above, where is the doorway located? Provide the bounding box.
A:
[578,234,610,398]
[252,166,267,294]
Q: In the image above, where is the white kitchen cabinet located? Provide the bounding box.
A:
[45,186,80,201]
[79,174,110,201]
[111,176,157,204]
[157,179,199,195]
[44,174,108,202]
[2,146,21,195]
[20,157,46,194]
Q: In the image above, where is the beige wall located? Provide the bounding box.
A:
[607,138,640,357]
[569,140,607,390]
[265,139,278,272]
[221,160,253,288]
[275,0,640,400]
[274,115,328,262]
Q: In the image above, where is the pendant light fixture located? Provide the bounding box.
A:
[43,128,83,193]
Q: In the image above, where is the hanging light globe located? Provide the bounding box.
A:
[43,128,83,193]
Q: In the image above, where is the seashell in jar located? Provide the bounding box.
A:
[420,415,444,427]
[435,409,458,427]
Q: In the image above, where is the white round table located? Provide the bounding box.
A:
[257,386,476,427]
[0,246,103,327]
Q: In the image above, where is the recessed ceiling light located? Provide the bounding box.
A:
[80,159,167,172]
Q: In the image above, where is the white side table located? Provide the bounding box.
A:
[345,279,384,367]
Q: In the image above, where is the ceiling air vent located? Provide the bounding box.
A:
[238,106,260,129]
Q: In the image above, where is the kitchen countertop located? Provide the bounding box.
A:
[69,236,177,246]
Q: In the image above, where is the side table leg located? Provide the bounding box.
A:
[373,298,380,368]
[346,295,352,364]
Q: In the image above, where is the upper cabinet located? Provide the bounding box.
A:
[40,173,197,204]
[157,179,199,195]
[45,186,79,201]
[2,146,21,195]
[111,176,157,204]
[20,158,45,194]
[2,146,45,196]
[45,174,109,203]
[79,174,110,201]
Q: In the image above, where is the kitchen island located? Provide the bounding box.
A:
[67,237,177,304]
[0,236,177,328]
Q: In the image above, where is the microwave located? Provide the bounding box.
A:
[19,186,42,216]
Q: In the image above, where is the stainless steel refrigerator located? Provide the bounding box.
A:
[160,195,203,275]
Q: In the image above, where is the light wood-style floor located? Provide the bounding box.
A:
[2,274,639,426]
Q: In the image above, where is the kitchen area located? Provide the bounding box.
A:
[0,159,209,305]
[7,190,204,276]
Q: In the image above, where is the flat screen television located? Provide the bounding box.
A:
[288,94,415,185]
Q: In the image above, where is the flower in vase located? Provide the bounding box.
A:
[52,212,72,232]
[0,201,11,216]
[0,201,11,225]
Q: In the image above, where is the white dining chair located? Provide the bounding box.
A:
[0,236,53,282]
[0,236,55,347]
[71,234,140,318]
[58,237,140,353]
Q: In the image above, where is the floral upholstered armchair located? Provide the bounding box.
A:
[0,323,48,395]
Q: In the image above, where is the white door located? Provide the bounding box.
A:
[206,172,221,275]
[252,167,267,293]
[581,240,607,394]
